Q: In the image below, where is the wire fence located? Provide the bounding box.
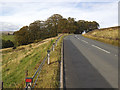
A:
[25,35,62,89]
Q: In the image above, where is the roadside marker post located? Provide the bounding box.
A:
[56,40,57,46]
[25,77,33,89]
[47,50,50,65]
[52,43,55,51]
[24,36,62,88]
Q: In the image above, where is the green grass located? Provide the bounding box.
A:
[2,38,56,88]
[33,35,67,88]
[2,34,67,88]
[83,26,119,46]
[2,35,15,42]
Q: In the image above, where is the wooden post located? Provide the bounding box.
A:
[26,70,28,77]
[0,82,3,90]
[25,70,28,89]
[2,82,3,90]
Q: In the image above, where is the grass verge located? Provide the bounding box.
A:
[83,34,119,46]
[82,26,119,47]
[2,34,68,88]
[31,34,68,88]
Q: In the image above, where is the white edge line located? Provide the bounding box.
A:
[92,45,110,54]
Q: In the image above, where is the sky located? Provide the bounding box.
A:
[0,0,119,31]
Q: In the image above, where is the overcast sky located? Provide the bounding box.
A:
[0,0,119,31]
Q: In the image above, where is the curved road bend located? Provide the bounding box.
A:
[63,35,118,88]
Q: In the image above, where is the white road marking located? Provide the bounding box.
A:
[75,35,77,37]
[115,55,117,56]
[81,40,88,43]
[92,45,110,54]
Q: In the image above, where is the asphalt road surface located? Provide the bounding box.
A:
[63,35,118,88]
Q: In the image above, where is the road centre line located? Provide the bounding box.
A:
[81,40,88,43]
[75,35,77,38]
[92,45,110,54]
[77,37,80,39]
[75,36,88,44]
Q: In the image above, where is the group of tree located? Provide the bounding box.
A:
[2,40,14,48]
[14,14,99,46]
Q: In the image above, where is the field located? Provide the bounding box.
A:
[2,35,15,42]
[1,34,67,88]
[83,26,120,46]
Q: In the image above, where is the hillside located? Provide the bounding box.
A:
[83,26,120,46]
[1,34,67,88]
[1,31,14,35]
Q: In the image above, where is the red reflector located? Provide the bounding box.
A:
[26,79,32,82]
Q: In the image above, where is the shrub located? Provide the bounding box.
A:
[13,46,16,49]
[29,44,32,48]
[2,40,14,48]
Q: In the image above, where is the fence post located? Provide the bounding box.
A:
[25,70,28,89]
[0,82,3,90]
[2,82,3,90]
[47,50,50,65]
[26,70,28,77]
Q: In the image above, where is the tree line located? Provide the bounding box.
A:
[2,14,99,48]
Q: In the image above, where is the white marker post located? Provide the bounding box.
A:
[47,50,50,65]
[53,43,55,51]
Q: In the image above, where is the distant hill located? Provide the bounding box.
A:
[0,22,21,31]
[83,26,120,46]
[0,31,15,35]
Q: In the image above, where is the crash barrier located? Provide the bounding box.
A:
[25,35,62,89]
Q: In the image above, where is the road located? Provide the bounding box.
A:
[63,35,118,88]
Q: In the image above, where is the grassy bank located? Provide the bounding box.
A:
[33,34,67,88]
[2,34,67,88]
[82,26,119,46]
